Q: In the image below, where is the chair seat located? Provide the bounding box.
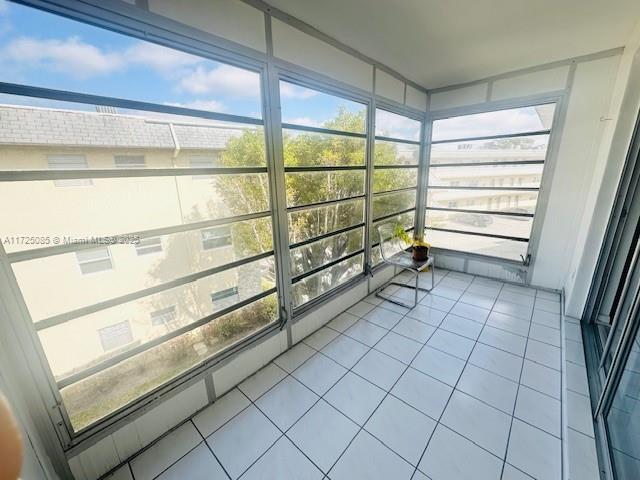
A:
[386,251,434,272]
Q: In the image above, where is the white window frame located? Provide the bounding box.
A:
[97,321,133,352]
[75,247,113,275]
[134,237,163,256]
[47,154,93,187]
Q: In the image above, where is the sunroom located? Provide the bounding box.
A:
[0,1,639,479]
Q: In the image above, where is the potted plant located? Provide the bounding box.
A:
[392,224,431,261]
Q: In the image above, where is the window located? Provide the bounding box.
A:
[211,286,240,310]
[280,81,367,307]
[135,237,163,256]
[76,247,113,274]
[150,306,177,327]
[98,321,133,352]
[0,2,277,433]
[201,226,232,250]
[426,103,556,261]
[114,155,146,169]
[371,109,422,265]
[48,155,92,187]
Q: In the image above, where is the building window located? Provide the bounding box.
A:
[211,286,239,310]
[150,306,177,327]
[76,247,113,274]
[201,226,232,250]
[47,154,92,187]
[98,321,133,352]
[135,237,163,256]
[114,155,146,168]
[427,103,556,261]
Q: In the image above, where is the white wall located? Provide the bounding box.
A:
[429,53,624,294]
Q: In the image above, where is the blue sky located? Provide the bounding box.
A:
[0,1,425,138]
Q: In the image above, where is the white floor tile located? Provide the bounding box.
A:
[292,353,347,396]
[514,386,561,437]
[466,284,501,300]
[411,345,465,387]
[321,334,370,368]
[503,285,536,298]
[506,419,561,480]
[418,425,503,480]
[238,363,287,401]
[531,310,560,330]
[347,301,376,318]
[525,339,561,371]
[528,323,561,348]
[363,307,405,330]
[566,390,595,437]
[344,319,387,347]
[392,317,436,343]
[520,360,561,400]
[324,372,386,425]
[391,368,452,420]
[565,339,586,366]
[427,328,476,360]
[374,331,423,364]
[450,302,491,323]
[131,422,202,480]
[105,466,133,480]
[441,390,511,458]
[498,290,534,308]
[365,395,436,465]
[431,284,465,301]
[492,301,532,322]
[287,400,359,472]
[534,298,560,314]
[567,428,600,480]
[440,313,484,340]
[406,304,448,327]
[566,361,589,396]
[459,291,496,310]
[207,405,281,479]
[469,343,523,382]
[536,290,560,302]
[378,299,412,315]
[502,464,534,479]
[239,436,323,480]
[456,364,518,414]
[327,312,360,333]
[156,443,227,480]
[303,326,339,351]
[486,311,530,337]
[193,388,251,437]
[352,349,406,390]
[274,343,316,373]
[419,294,456,313]
[478,326,527,357]
[255,376,318,431]
[329,430,414,480]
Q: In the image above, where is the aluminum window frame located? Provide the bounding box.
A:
[424,94,566,269]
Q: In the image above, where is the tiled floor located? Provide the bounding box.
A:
[107,269,564,480]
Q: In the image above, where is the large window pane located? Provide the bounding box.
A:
[430,134,550,165]
[291,228,363,277]
[427,189,538,215]
[283,130,365,167]
[293,254,364,307]
[60,293,278,431]
[373,190,416,219]
[13,218,273,321]
[38,255,276,380]
[425,230,527,261]
[426,211,533,239]
[285,171,365,207]
[432,104,555,141]
[375,109,421,141]
[288,199,364,244]
[280,81,366,134]
[429,164,544,188]
[374,141,420,166]
[0,3,262,118]
[373,168,418,193]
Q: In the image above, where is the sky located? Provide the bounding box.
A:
[0,1,549,141]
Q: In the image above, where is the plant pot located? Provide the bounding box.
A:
[412,245,429,261]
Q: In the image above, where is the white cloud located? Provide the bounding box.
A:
[179,64,260,97]
[124,42,201,72]
[166,99,226,112]
[283,116,322,127]
[3,36,122,78]
[280,82,318,100]
[376,109,420,140]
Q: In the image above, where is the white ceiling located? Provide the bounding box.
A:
[265,0,640,89]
